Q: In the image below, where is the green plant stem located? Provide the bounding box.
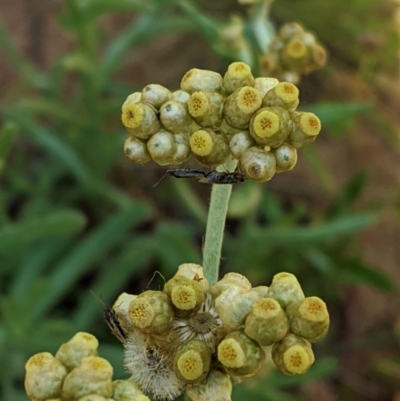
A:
[202,159,238,285]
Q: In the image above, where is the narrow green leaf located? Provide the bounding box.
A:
[250,213,378,246]
[336,258,395,291]
[327,170,369,218]
[0,122,17,171]
[31,204,151,321]
[0,210,86,254]
[73,236,156,329]
[304,102,373,137]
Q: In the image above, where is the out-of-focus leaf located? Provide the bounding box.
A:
[302,147,335,192]
[327,170,369,218]
[0,122,17,172]
[0,210,86,254]
[155,222,202,276]
[99,15,194,85]
[73,236,156,329]
[31,204,151,321]
[249,213,378,245]
[336,258,395,291]
[229,180,262,218]
[0,22,48,89]
[305,102,373,137]
[78,0,155,17]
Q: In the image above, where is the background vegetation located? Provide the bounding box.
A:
[0,0,399,400]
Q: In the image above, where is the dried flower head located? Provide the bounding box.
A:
[173,294,222,352]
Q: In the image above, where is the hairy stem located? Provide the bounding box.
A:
[202,159,238,285]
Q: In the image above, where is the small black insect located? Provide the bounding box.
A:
[103,304,126,343]
[166,168,245,185]
[200,170,245,184]
[93,292,126,343]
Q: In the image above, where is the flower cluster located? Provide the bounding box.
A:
[109,264,329,401]
[24,332,150,401]
[260,22,328,84]
[121,62,322,182]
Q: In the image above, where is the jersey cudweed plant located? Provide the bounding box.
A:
[24,60,329,401]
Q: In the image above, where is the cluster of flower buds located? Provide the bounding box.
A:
[24,332,150,401]
[108,264,329,401]
[260,22,328,84]
[121,61,322,182]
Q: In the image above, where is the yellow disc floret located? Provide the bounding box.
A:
[188,92,210,117]
[177,351,204,381]
[251,109,280,138]
[171,285,197,310]
[237,87,262,114]
[190,130,213,156]
[299,297,328,322]
[282,345,311,374]
[274,82,299,105]
[217,339,245,368]
[121,104,144,129]
[285,39,308,59]
[129,298,154,330]
[300,112,321,136]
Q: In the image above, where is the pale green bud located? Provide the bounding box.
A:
[147,129,176,165]
[267,272,304,309]
[113,293,137,331]
[251,285,269,298]
[286,296,330,342]
[78,395,108,401]
[121,92,141,110]
[249,106,292,147]
[141,84,171,109]
[288,111,321,148]
[244,298,289,346]
[273,143,297,173]
[229,130,255,159]
[174,339,211,384]
[171,90,191,104]
[223,62,255,95]
[187,91,224,127]
[215,287,264,331]
[121,103,161,139]
[272,334,315,375]
[279,22,305,41]
[124,136,151,164]
[220,118,241,135]
[224,86,262,129]
[172,132,191,165]
[210,272,251,297]
[160,100,190,133]
[254,77,279,99]
[112,379,150,401]
[240,146,276,182]
[25,352,67,401]
[181,69,223,93]
[55,332,99,371]
[263,82,299,111]
[186,369,232,401]
[128,290,173,334]
[175,263,209,290]
[62,356,113,399]
[218,331,265,377]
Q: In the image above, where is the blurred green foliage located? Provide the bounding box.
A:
[0,0,397,400]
